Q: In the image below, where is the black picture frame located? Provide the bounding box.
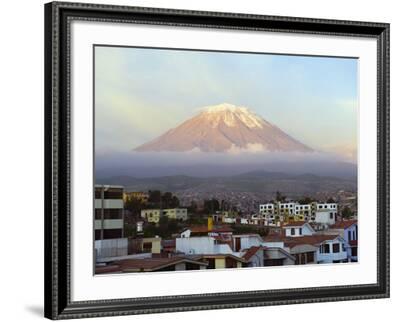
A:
[44,1,390,319]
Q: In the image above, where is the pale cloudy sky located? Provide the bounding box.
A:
[95,46,358,154]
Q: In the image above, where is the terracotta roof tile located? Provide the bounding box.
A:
[283,221,307,227]
[243,246,262,261]
[331,220,357,229]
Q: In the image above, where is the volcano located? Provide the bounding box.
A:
[134,103,312,153]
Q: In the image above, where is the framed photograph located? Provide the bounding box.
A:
[44,1,390,319]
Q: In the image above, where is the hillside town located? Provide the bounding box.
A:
[94,184,358,274]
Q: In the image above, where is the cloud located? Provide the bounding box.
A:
[227,143,266,154]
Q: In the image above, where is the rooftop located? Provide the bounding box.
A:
[331,220,358,229]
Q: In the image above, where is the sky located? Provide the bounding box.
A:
[95,45,358,156]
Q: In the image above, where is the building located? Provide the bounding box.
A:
[141,208,188,223]
[140,209,161,223]
[259,203,275,214]
[96,256,208,274]
[180,225,233,238]
[176,236,233,255]
[263,247,296,266]
[294,204,311,220]
[198,254,247,269]
[242,246,264,267]
[311,202,337,225]
[232,234,264,252]
[123,191,149,203]
[95,185,124,240]
[95,238,128,261]
[283,222,315,237]
[314,210,336,225]
[283,239,318,265]
[330,220,358,261]
[315,235,348,263]
[162,208,188,221]
[141,237,162,254]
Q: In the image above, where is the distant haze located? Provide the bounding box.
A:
[95,150,356,179]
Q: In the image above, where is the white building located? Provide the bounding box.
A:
[232,234,264,252]
[329,220,358,262]
[277,202,296,215]
[259,203,274,214]
[95,185,124,240]
[141,208,188,223]
[316,235,348,263]
[283,222,315,237]
[314,210,336,225]
[176,236,233,255]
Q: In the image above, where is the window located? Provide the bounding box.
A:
[95,209,122,220]
[320,244,331,254]
[330,213,334,219]
[332,243,340,253]
[342,243,346,252]
[299,228,302,235]
[348,230,352,241]
[291,228,295,235]
[351,247,358,257]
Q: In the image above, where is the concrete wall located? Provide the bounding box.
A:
[176,237,215,255]
[95,238,128,260]
[315,211,336,225]
[215,258,226,269]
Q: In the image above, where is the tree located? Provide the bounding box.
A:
[124,223,136,238]
[341,206,353,219]
[124,196,145,219]
[188,201,198,213]
[275,191,286,202]
[326,197,336,203]
[298,196,314,205]
[148,190,162,208]
[203,199,220,213]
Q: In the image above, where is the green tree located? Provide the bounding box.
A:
[275,191,286,202]
[148,190,162,208]
[298,196,314,204]
[341,206,353,219]
[204,199,220,213]
[326,197,336,203]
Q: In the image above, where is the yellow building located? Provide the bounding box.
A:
[124,191,149,203]
[141,208,188,223]
[162,208,188,221]
[141,209,161,223]
[141,237,161,254]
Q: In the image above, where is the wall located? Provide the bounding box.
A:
[95,238,128,259]
[0,1,397,322]
[176,237,216,254]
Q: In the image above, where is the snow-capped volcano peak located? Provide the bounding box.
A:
[134,103,312,153]
[201,103,264,129]
[203,102,241,113]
